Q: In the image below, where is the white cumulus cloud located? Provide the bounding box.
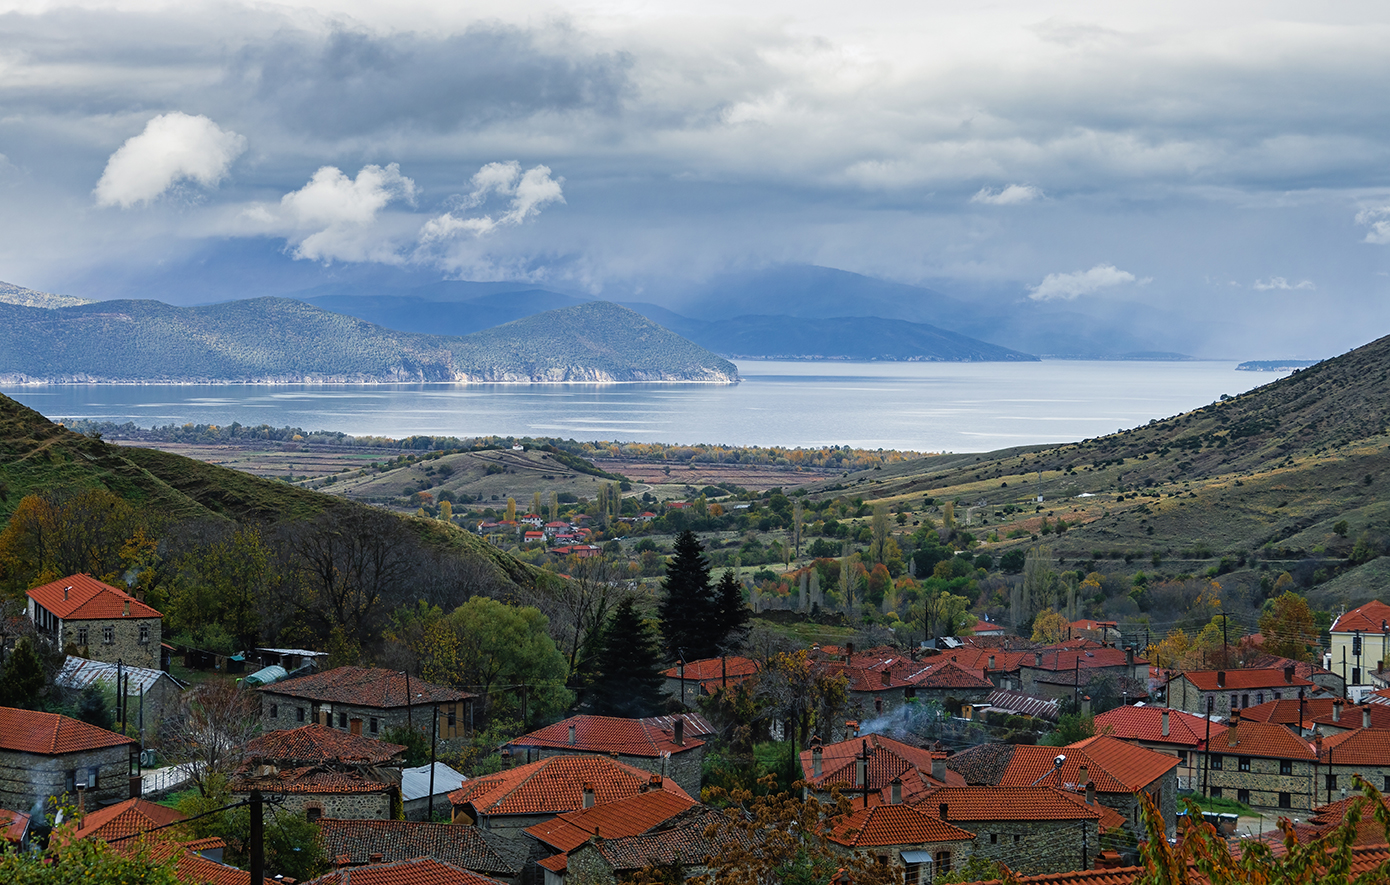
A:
[94,112,246,208]
[1030,264,1139,301]
[264,163,417,263]
[971,184,1043,205]
[1357,206,1390,245]
[1253,277,1315,291]
[419,162,564,243]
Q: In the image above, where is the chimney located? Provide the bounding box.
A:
[1081,695,1092,716]
[890,778,902,805]
[812,742,823,778]
[370,854,384,864]
[847,642,855,658]
[1126,646,1134,667]
[1333,699,1343,723]
[932,757,946,783]
[64,586,70,600]
[673,717,685,746]
[1078,764,1089,788]
[1227,714,1239,748]
[855,756,866,788]
[123,599,130,617]
[880,670,891,687]
[1035,652,1043,667]
[1365,705,1373,729]
[1284,666,1295,684]
[939,802,949,821]
[1161,710,1170,737]
[1086,781,1096,806]
[1216,671,1226,687]
[568,723,576,745]
[988,655,995,670]
[582,783,595,808]
[647,775,662,792]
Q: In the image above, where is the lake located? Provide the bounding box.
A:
[1,360,1282,452]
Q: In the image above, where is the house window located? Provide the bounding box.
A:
[448,708,457,729]
[1238,789,1250,805]
[990,833,998,844]
[905,861,927,885]
[1178,751,1188,764]
[934,851,952,874]
[1210,754,1223,770]
[1238,757,1251,772]
[1255,692,1264,705]
[1241,693,1249,708]
[77,627,88,646]
[1211,787,1223,799]
[338,712,348,729]
[875,699,883,713]
[139,625,150,645]
[1274,691,1282,701]
[1279,792,1292,808]
[1013,835,1020,844]
[1230,694,1238,710]
[1281,760,1293,775]
[306,807,322,822]
[297,707,305,722]
[270,704,278,718]
[102,626,114,644]
[370,717,379,734]
[1327,774,1337,792]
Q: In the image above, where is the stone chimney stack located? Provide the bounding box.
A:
[1126,646,1134,667]
[1227,713,1240,748]
[988,655,996,670]
[855,756,866,788]
[1078,764,1088,788]
[1162,710,1170,737]
[1035,652,1043,667]
[1217,671,1226,688]
[1284,666,1295,684]
[932,756,946,783]
[674,717,685,746]
[568,723,576,745]
[1333,699,1343,723]
[891,778,902,804]
[812,738,823,778]
[583,783,595,808]
[1365,705,1373,730]
[1086,781,1096,806]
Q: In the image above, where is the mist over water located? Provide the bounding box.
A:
[2,360,1280,452]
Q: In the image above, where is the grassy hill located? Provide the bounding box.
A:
[0,298,737,384]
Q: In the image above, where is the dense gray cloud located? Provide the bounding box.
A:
[0,1,1388,358]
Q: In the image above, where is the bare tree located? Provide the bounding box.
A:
[161,681,262,797]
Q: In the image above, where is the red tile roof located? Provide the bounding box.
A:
[1213,720,1316,760]
[958,868,1145,885]
[936,647,1030,674]
[1319,727,1390,767]
[916,786,1102,822]
[998,736,1178,793]
[1332,600,1390,634]
[508,714,710,758]
[26,573,161,620]
[316,819,518,875]
[308,857,507,885]
[263,667,475,707]
[1175,669,1314,692]
[233,766,395,795]
[448,755,691,818]
[71,798,185,844]
[971,620,1006,634]
[800,734,962,802]
[576,805,745,872]
[524,789,696,852]
[1024,647,1145,672]
[1241,698,1390,731]
[1093,705,1210,748]
[661,656,758,681]
[0,706,135,755]
[142,842,277,885]
[246,725,406,766]
[904,660,996,690]
[828,803,975,847]
[0,808,30,843]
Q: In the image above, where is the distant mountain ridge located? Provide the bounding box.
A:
[0,299,738,384]
[0,280,94,309]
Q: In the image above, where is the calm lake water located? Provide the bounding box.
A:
[1,361,1283,452]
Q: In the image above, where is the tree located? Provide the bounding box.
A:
[658,530,720,661]
[532,491,543,517]
[177,773,328,880]
[0,822,181,884]
[549,491,560,522]
[870,502,890,563]
[583,596,668,717]
[753,649,848,749]
[160,680,262,797]
[0,636,47,709]
[1031,607,1071,644]
[169,527,270,652]
[381,724,430,766]
[1260,590,1319,662]
[505,497,517,522]
[1042,712,1095,746]
[791,499,803,560]
[715,569,752,652]
[918,588,972,640]
[0,489,147,591]
[440,500,452,522]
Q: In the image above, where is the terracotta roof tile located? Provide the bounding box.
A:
[1213,720,1316,760]
[957,868,1146,885]
[316,819,518,875]
[1320,727,1390,767]
[27,573,161,620]
[247,725,406,766]
[1024,648,1145,672]
[800,734,959,801]
[828,803,975,847]
[1241,698,1390,731]
[916,786,1101,822]
[524,789,695,853]
[582,806,746,871]
[1175,669,1314,692]
[661,656,758,681]
[71,798,185,844]
[998,736,1178,793]
[935,648,1031,674]
[0,808,30,844]
[508,714,711,758]
[0,706,135,755]
[233,766,395,795]
[1093,706,1210,748]
[1332,600,1390,634]
[307,857,507,885]
[903,660,995,690]
[263,667,474,707]
[448,755,691,818]
[945,742,1018,786]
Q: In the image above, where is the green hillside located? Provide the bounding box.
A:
[0,298,737,383]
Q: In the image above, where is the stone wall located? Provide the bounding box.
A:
[237,788,394,820]
[953,817,1099,876]
[1204,754,1317,812]
[832,839,975,881]
[259,693,472,751]
[64,617,161,670]
[0,745,133,815]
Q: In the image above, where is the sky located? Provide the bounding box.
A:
[2,0,1389,357]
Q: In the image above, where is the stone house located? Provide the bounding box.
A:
[503,714,712,799]
[0,706,136,813]
[524,789,696,885]
[447,755,692,844]
[1317,727,1390,808]
[915,786,1106,876]
[1240,697,1390,735]
[1092,705,1212,791]
[317,818,522,883]
[934,648,1031,691]
[1167,668,1320,720]
[232,724,406,821]
[1202,718,1318,812]
[258,666,476,750]
[827,800,975,884]
[662,656,758,706]
[1018,647,1147,701]
[55,656,185,745]
[305,857,511,885]
[27,574,162,670]
[554,805,735,885]
[1242,652,1346,698]
[799,733,959,807]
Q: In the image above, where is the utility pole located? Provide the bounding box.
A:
[1221,612,1229,667]
[427,704,439,820]
[1203,697,1213,797]
[250,789,264,885]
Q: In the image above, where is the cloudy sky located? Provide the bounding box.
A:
[2,0,1389,356]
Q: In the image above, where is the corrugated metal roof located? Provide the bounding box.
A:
[983,689,1060,722]
[401,763,467,802]
[56,656,182,695]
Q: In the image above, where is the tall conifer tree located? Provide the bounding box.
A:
[658,529,719,660]
[585,596,668,717]
[715,569,751,651]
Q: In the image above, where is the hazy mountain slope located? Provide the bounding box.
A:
[298,287,589,337]
[0,298,737,383]
[0,280,93,309]
[685,314,1038,361]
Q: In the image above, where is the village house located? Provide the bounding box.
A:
[914,786,1108,876]
[1240,696,1390,735]
[524,789,696,885]
[934,647,1031,691]
[306,857,511,885]
[969,619,1006,637]
[317,818,522,883]
[827,800,976,885]
[1201,716,1319,812]
[555,804,735,885]
[1018,646,1148,703]
[0,706,137,813]
[1092,705,1211,790]
[401,761,468,821]
[258,666,476,749]
[1328,600,1390,697]
[56,656,185,745]
[799,733,961,807]
[1316,726,1390,807]
[0,806,31,849]
[1070,620,1121,643]
[662,655,758,706]
[232,724,406,821]
[978,689,1060,724]
[448,754,693,843]
[1167,667,1321,719]
[26,574,162,670]
[503,714,712,798]
[1242,651,1346,697]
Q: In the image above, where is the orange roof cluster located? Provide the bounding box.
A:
[661,656,757,681]
[524,790,696,853]
[0,706,135,755]
[918,786,1102,822]
[1332,600,1390,634]
[265,667,475,707]
[906,660,996,690]
[1320,728,1390,766]
[800,734,961,803]
[1214,720,1316,760]
[1241,698,1390,730]
[998,736,1178,793]
[316,820,519,875]
[1092,706,1210,748]
[246,725,406,766]
[307,857,507,885]
[828,803,975,847]
[26,573,161,620]
[448,755,691,817]
[508,714,710,758]
[1176,669,1314,691]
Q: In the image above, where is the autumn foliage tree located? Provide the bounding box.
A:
[1031,607,1071,644]
[1260,591,1319,662]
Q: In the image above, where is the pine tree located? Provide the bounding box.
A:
[715,569,751,652]
[658,530,719,660]
[0,637,47,709]
[585,596,668,717]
